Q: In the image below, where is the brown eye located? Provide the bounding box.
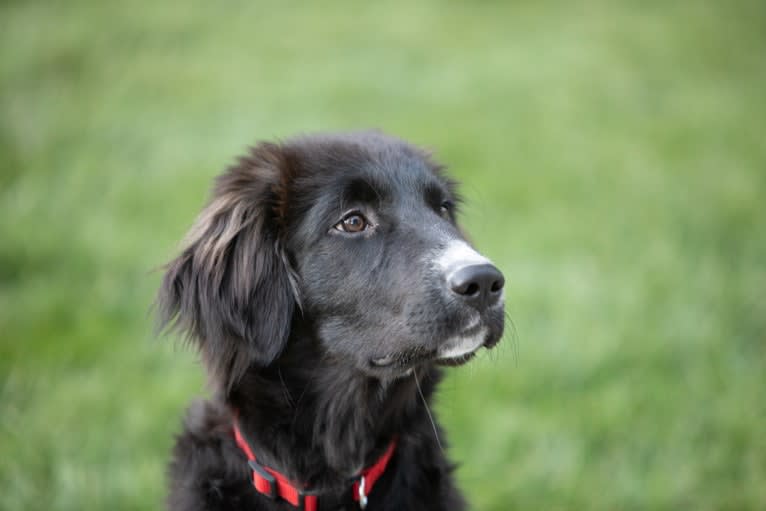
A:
[440,201,453,218]
[335,213,368,233]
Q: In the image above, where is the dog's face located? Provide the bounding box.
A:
[159,132,504,389]
[284,137,504,378]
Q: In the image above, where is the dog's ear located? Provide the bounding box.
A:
[157,143,297,392]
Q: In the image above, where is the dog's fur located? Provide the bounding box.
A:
[158,131,505,510]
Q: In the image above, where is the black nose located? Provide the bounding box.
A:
[449,263,505,310]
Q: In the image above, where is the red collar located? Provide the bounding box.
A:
[232,420,397,511]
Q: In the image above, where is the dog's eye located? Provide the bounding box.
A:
[335,213,368,233]
[439,201,453,219]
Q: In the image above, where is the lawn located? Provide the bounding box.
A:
[1,1,764,509]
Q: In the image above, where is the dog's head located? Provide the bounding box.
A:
[158,132,504,391]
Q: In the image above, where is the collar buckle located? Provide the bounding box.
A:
[357,475,368,509]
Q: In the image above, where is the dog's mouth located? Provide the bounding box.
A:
[434,327,488,366]
[435,351,478,367]
[370,325,495,371]
[370,355,399,367]
[370,346,481,371]
[370,346,437,369]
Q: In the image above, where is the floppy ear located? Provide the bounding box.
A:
[157,143,297,392]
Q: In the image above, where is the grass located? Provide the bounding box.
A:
[1,1,765,509]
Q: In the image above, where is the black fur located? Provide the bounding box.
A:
[158,131,504,510]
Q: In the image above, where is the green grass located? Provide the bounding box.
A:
[1,1,765,509]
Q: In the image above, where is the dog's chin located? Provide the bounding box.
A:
[366,326,500,377]
[367,347,436,378]
[435,327,489,362]
[366,347,479,378]
[435,351,478,367]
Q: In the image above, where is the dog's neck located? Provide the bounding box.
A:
[226,331,441,492]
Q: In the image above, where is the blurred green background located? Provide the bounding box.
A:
[2,1,765,509]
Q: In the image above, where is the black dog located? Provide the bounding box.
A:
[158,131,505,511]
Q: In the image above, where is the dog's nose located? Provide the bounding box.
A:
[449,263,504,310]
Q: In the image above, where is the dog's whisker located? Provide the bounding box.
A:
[291,385,309,428]
[509,316,520,366]
[277,367,295,408]
[415,372,444,455]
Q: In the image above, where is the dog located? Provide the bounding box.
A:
[157,131,505,510]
